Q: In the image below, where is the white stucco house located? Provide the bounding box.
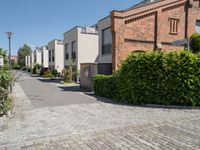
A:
[40,46,49,68]
[48,39,64,73]
[63,26,99,80]
[30,52,34,69]
[25,56,28,67]
[34,48,42,66]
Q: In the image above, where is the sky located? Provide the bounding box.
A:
[0,0,142,55]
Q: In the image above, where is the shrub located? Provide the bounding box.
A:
[43,70,53,78]
[12,63,21,70]
[51,69,58,77]
[94,51,200,106]
[190,33,200,53]
[33,64,41,74]
[62,68,72,83]
[94,75,118,99]
[27,68,31,72]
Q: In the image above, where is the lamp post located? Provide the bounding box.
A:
[5,32,13,70]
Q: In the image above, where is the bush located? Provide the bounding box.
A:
[33,64,41,74]
[94,75,118,99]
[43,70,53,78]
[190,33,200,53]
[62,69,72,83]
[51,69,58,77]
[94,51,200,106]
[27,68,31,72]
[12,63,21,70]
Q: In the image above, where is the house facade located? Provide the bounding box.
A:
[30,52,34,69]
[34,48,42,66]
[63,26,99,80]
[40,46,49,68]
[48,39,64,73]
[108,0,200,71]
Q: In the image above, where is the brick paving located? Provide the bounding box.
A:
[0,73,200,149]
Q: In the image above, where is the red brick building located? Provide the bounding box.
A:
[111,0,200,71]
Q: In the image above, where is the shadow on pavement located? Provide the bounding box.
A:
[58,86,81,92]
[37,78,63,84]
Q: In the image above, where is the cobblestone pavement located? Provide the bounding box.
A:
[0,73,200,149]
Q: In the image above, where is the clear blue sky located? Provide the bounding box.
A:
[0,0,142,55]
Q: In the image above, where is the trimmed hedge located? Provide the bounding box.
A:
[190,33,200,53]
[94,51,200,106]
[94,75,117,99]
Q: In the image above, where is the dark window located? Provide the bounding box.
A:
[41,52,43,63]
[49,50,51,62]
[71,41,76,59]
[52,49,55,62]
[102,28,112,55]
[196,20,200,33]
[65,44,69,60]
[169,18,179,35]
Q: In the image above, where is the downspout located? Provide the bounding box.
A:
[154,12,158,50]
[185,0,189,39]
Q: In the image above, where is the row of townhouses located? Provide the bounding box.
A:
[25,0,200,89]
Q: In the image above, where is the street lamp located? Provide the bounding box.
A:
[5,32,14,70]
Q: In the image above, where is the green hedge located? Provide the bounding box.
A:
[94,51,200,106]
[190,33,200,53]
[93,75,117,99]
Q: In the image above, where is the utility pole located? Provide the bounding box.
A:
[5,32,13,70]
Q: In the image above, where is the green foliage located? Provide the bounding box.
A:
[0,69,13,115]
[51,69,58,77]
[190,33,200,53]
[94,75,118,99]
[12,63,21,70]
[32,64,41,74]
[43,70,53,78]
[27,67,31,72]
[62,68,72,83]
[94,51,200,106]
[0,48,8,64]
[17,44,32,67]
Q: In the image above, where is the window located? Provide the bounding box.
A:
[49,50,51,62]
[71,41,76,59]
[102,28,112,55]
[196,20,200,33]
[41,52,43,63]
[65,44,69,60]
[52,49,55,62]
[169,18,179,35]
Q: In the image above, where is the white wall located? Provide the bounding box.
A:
[63,26,99,71]
[77,27,98,70]
[63,27,78,67]
[48,40,64,73]
[35,49,42,65]
[98,16,112,63]
[25,56,28,67]
[30,53,34,69]
[41,46,49,68]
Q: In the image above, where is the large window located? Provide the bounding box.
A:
[49,50,51,62]
[169,18,179,35]
[65,44,69,60]
[71,41,76,59]
[52,49,55,62]
[102,28,112,55]
[196,20,200,33]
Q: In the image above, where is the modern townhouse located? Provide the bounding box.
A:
[25,56,28,67]
[30,52,34,69]
[27,55,31,68]
[63,26,99,81]
[34,48,42,66]
[48,39,64,73]
[109,0,200,71]
[40,46,49,69]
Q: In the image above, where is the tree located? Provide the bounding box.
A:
[17,44,32,67]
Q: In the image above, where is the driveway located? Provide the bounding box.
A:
[0,71,200,149]
[16,71,97,108]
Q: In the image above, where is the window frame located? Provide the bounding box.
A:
[169,18,179,35]
[101,27,112,55]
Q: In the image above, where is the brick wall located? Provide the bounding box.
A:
[111,0,200,71]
